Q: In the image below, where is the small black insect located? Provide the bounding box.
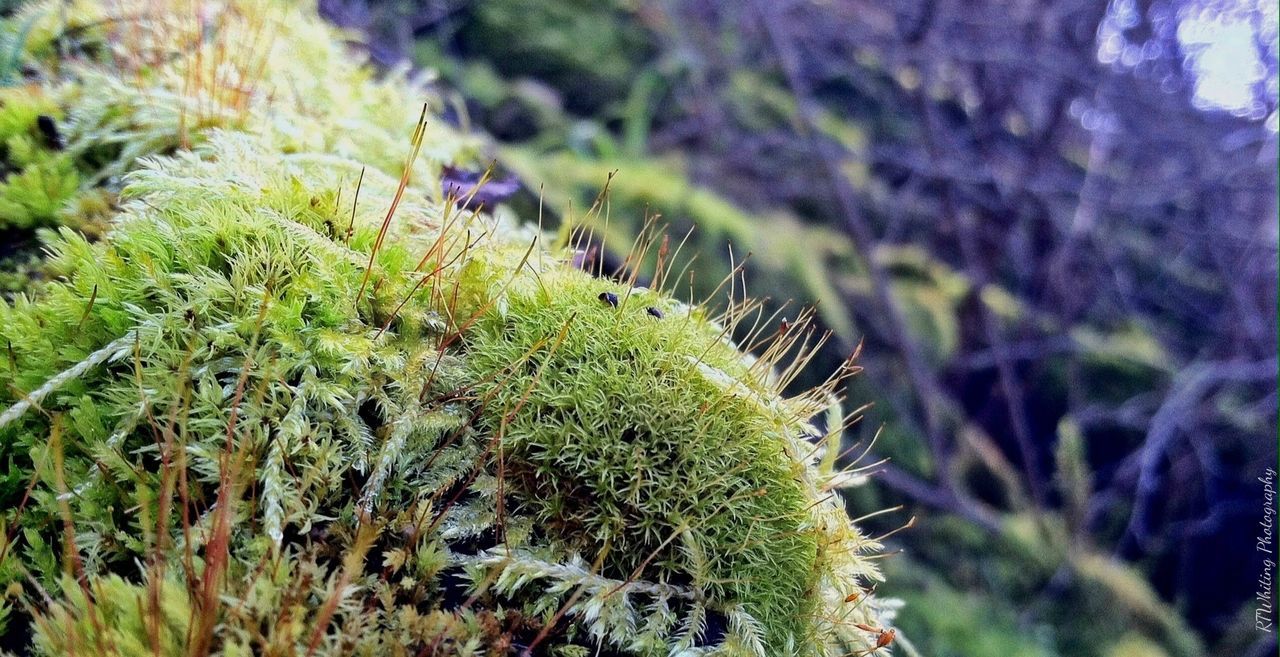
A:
[646,306,664,319]
[36,115,63,150]
[597,291,618,308]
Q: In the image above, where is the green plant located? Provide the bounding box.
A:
[0,0,890,655]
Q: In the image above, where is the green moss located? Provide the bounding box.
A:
[34,575,191,656]
[0,0,889,654]
[0,87,59,160]
[0,153,79,228]
[0,87,78,230]
[462,268,822,652]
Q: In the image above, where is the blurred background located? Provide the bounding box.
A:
[317,1,1277,656]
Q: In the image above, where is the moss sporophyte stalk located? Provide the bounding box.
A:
[0,1,892,655]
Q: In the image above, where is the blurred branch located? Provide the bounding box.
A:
[755,0,969,505]
[878,463,1001,533]
[914,60,1049,507]
[1119,356,1279,552]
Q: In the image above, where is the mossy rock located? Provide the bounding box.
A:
[0,1,888,655]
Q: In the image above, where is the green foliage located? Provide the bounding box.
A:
[1105,635,1170,657]
[456,0,655,114]
[462,267,837,653]
[888,562,1056,657]
[34,575,192,656]
[0,134,457,593]
[876,489,1206,657]
[0,88,78,230]
[0,87,59,162]
[864,245,971,365]
[0,154,79,229]
[0,0,889,654]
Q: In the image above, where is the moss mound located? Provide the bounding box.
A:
[0,1,888,655]
[463,270,828,651]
